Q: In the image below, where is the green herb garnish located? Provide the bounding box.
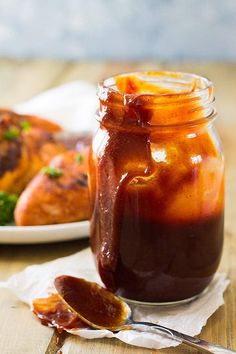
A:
[41,166,63,178]
[3,126,20,140]
[20,120,31,132]
[75,153,84,164]
[0,191,18,225]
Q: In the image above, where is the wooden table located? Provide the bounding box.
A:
[0,60,235,354]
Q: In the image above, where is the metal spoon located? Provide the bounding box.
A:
[54,275,236,354]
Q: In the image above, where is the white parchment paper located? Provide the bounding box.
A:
[0,248,229,350]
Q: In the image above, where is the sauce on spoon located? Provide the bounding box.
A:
[54,275,130,329]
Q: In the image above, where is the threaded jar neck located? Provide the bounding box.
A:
[97,71,215,129]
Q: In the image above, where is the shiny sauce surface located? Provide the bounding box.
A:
[54,275,128,329]
[32,293,87,331]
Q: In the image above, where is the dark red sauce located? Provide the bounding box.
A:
[32,293,87,331]
[114,213,223,302]
[89,72,224,303]
[54,275,129,329]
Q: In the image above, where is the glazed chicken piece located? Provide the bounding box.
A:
[0,110,65,194]
[14,149,90,225]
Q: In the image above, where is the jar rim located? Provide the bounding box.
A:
[97,71,215,128]
[98,71,213,100]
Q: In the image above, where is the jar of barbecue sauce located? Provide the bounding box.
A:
[89,71,224,305]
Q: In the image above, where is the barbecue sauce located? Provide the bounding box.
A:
[89,72,224,303]
[54,275,129,329]
[32,293,87,331]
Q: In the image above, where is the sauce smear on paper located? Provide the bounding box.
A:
[32,293,88,331]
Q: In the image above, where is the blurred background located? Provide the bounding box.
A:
[0,0,235,61]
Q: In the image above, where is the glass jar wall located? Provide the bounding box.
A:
[89,72,224,304]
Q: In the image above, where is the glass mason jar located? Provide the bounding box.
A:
[89,71,224,305]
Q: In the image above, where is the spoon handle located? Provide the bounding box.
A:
[131,321,236,353]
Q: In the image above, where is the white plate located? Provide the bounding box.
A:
[0,220,90,244]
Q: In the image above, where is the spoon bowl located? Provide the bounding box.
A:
[54,275,131,330]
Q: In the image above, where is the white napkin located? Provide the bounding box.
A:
[0,248,229,350]
[14,81,98,133]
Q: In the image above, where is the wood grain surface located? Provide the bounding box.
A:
[0,60,235,354]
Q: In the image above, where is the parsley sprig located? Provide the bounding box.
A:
[0,191,18,225]
[41,166,63,178]
[76,153,84,164]
[20,120,31,132]
[3,126,20,140]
